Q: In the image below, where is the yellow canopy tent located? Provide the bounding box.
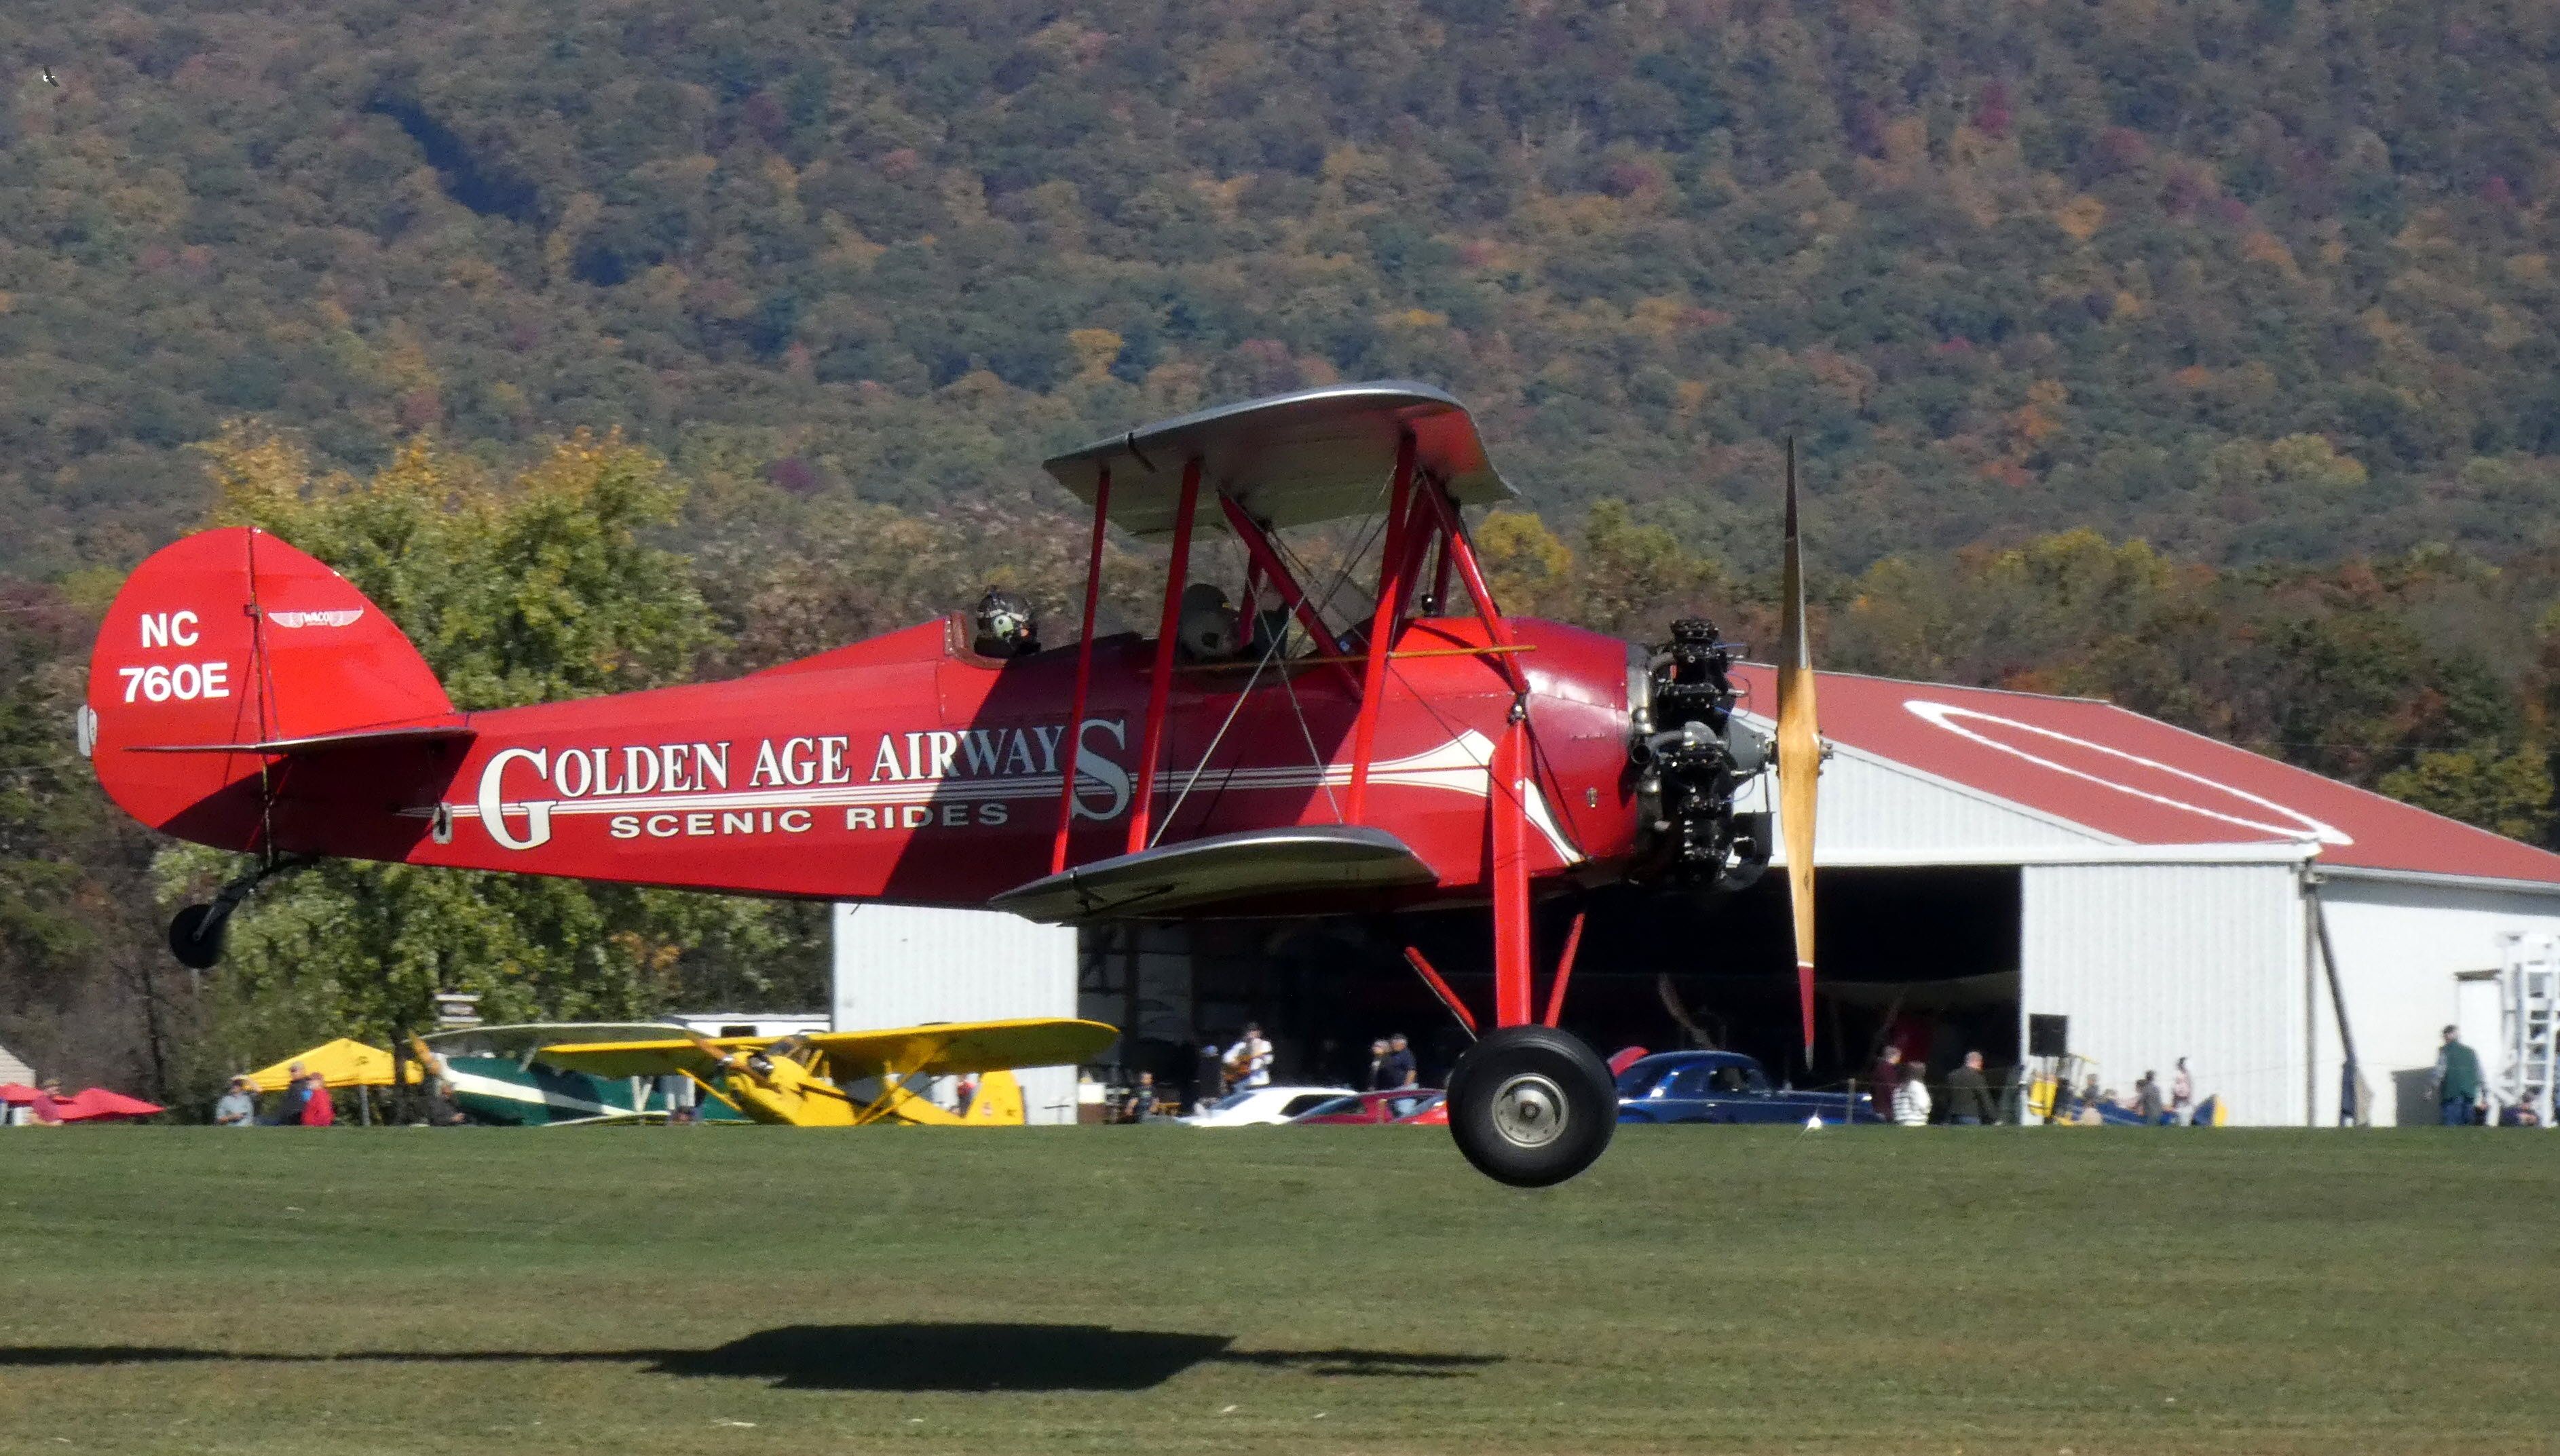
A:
[246,1038,410,1092]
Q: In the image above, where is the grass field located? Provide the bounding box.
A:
[1,1126,2551,1455]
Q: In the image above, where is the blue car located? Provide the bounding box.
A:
[1615,1051,1883,1125]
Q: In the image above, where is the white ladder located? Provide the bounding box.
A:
[2495,933,2559,1127]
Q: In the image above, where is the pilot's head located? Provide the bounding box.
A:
[973,586,1038,657]
[1177,582,1240,659]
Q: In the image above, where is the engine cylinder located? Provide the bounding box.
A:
[1629,619,1769,890]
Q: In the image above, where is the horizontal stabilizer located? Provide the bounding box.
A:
[130,719,473,755]
[991,825,1436,923]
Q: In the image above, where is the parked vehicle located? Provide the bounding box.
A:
[1392,1092,1448,1125]
[1614,1051,1882,1124]
[1180,1086,1354,1126]
[1290,1088,1445,1125]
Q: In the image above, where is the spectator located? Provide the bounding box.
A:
[1226,1023,1273,1090]
[1380,1033,1418,1089]
[1126,1071,1162,1122]
[2077,1079,2109,1126]
[421,1074,468,1126]
[655,1072,698,1126]
[1191,1039,1227,1111]
[1893,1061,1932,1126]
[214,1076,257,1128]
[2170,1057,2195,1124]
[1366,1039,1391,1090]
[2135,1071,2166,1124]
[2046,1073,2077,1124]
[29,1078,64,1126]
[265,1064,312,1126]
[1944,1051,1995,1125]
[298,1072,336,1128]
[1868,1043,1904,1116]
[2434,1026,2484,1126]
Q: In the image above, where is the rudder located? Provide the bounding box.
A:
[86,527,457,846]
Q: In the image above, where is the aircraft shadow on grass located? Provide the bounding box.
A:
[0,1322,1499,1392]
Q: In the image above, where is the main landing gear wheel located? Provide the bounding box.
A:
[168,903,227,970]
[1446,1024,1617,1188]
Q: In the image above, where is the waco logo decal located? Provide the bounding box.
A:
[267,608,366,629]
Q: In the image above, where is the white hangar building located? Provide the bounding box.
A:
[827,664,2560,1128]
[1725,665,2560,1127]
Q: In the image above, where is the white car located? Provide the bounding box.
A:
[1179,1086,1352,1126]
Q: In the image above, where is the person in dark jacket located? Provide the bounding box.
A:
[2435,1026,2485,1126]
[1867,1044,1904,1119]
[1190,1040,1227,1113]
[263,1062,312,1126]
[1379,1034,1417,1089]
[1943,1050,1997,1125]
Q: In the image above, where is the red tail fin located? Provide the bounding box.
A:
[86,528,459,848]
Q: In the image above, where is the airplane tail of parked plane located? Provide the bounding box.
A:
[83,526,469,853]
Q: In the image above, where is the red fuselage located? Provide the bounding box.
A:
[102,596,1642,913]
[413,612,1637,908]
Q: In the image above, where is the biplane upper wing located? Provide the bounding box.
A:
[421,1022,693,1062]
[1041,379,1516,541]
[533,1016,1118,1082]
[801,1017,1119,1082]
[989,825,1437,923]
[529,1037,730,1079]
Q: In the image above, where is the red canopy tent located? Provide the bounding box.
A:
[0,1083,38,1105]
[52,1088,165,1122]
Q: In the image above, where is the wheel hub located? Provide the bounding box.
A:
[1490,1071,1570,1149]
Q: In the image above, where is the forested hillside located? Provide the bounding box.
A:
[6,0,2560,573]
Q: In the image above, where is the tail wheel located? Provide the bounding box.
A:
[1446,1025,1617,1187]
[168,903,226,970]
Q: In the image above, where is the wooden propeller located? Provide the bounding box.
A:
[685,1030,764,1086]
[1775,440,1821,1062]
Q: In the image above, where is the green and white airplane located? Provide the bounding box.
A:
[415,1025,749,1126]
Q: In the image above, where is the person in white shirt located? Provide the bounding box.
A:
[2170,1057,2194,1124]
[1225,1023,1273,1090]
[1893,1061,1933,1126]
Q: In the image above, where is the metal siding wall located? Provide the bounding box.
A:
[832,904,1083,1124]
[2021,863,2306,1126]
[2312,879,2560,1126]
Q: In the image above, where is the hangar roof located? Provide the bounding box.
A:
[1727,664,2560,889]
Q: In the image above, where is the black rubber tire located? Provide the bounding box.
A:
[1446,1024,1617,1187]
[168,903,226,970]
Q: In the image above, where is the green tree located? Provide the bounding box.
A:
[2378,751,2554,844]
[162,427,823,1068]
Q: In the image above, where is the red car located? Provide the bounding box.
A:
[1290,1089,1445,1125]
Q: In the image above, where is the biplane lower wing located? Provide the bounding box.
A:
[989,825,1435,923]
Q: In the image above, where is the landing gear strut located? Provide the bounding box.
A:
[167,857,309,970]
[1446,1024,1617,1187]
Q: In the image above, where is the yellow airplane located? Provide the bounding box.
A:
[535,1018,1118,1127]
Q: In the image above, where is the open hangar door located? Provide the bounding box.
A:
[1536,866,2023,1097]
[1087,866,2021,1103]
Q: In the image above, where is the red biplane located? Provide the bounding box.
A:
[83,381,1825,1186]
